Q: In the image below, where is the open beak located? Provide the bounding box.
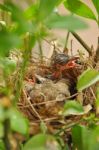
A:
[65,57,81,69]
[66,60,77,68]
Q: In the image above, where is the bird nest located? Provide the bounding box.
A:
[17,52,99,138]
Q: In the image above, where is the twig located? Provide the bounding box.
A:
[94,37,99,62]
[23,90,42,121]
[71,32,92,55]
[90,87,96,100]
[27,98,42,121]
[18,93,78,108]
[55,120,82,136]
[30,116,59,123]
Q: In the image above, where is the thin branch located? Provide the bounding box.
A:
[55,120,82,136]
[30,117,59,123]
[27,98,42,121]
[71,32,92,55]
[18,93,78,108]
[94,37,99,62]
[23,90,42,121]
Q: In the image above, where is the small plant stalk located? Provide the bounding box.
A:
[14,34,32,104]
[3,119,11,150]
[63,31,70,54]
[38,38,43,62]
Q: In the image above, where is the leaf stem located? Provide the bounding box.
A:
[64,32,70,49]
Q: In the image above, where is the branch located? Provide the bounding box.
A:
[71,32,92,55]
[94,37,99,63]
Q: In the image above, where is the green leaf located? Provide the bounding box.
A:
[72,125,89,150]
[24,1,64,20]
[4,59,16,73]
[88,126,99,150]
[24,4,38,20]
[64,0,96,20]
[0,4,10,12]
[23,134,61,150]
[38,0,58,20]
[0,58,16,76]
[46,14,88,31]
[77,69,99,91]
[0,31,21,57]
[61,101,84,116]
[8,108,29,135]
[92,0,99,14]
[0,106,5,122]
[72,125,99,150]
[4,2,33,34]
[0,122,4,138]
[0,140,6,150]
[56,0,65,6]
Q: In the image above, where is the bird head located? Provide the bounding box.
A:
[52,53,80,71]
